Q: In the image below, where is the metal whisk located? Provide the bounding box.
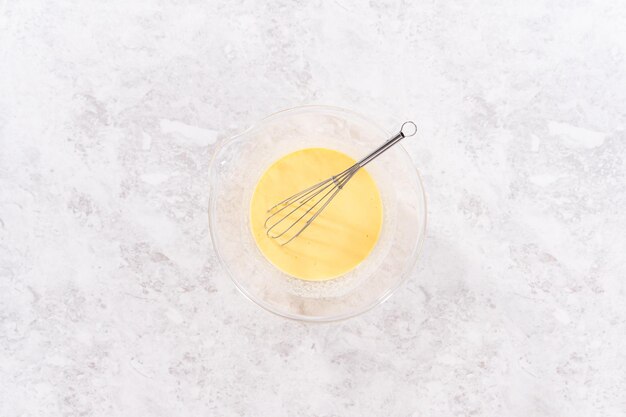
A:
[265,121,418,245]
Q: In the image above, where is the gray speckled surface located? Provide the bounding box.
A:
[1,1,625,416]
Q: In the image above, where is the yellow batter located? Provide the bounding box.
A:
[250,148,383,281]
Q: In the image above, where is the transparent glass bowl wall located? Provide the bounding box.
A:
[209,106,426,321]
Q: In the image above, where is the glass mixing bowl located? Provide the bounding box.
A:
[209,105,426,321]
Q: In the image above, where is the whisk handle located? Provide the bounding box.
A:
[357,121,417,167]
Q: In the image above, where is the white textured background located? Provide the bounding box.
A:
[1,1,625,416]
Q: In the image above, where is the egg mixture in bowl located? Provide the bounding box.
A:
[209,105,426,321]
[250,147,383,281]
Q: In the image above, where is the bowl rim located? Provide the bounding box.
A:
[208,104,427,322]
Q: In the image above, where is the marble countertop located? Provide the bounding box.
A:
[1,1,625,416]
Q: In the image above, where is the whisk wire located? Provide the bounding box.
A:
[264,165,358,241]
